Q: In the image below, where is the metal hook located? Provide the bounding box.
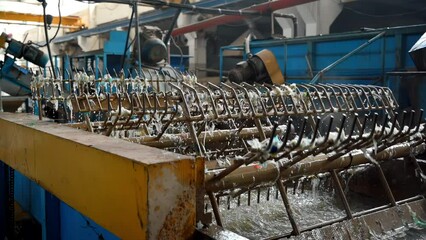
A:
[278,118,294,153]
[310,116,321,145]
[295,117,308,147]
[266,122,279,151]
[415,109,424,133]
[323,116,335,143]
[336,114,347,141]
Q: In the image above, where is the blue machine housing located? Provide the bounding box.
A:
[0,56,32,96]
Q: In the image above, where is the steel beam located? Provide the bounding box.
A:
[0,113,200,239]
[0,11,83,28]
[0,162,9,239]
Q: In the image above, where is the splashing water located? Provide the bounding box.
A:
[214,185,422,239]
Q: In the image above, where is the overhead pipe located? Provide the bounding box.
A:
[271,12,298,38]
[171,0,317,36]
[245,33,255,58]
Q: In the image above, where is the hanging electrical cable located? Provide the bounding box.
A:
[32,0,62,48]
[49,0,62,43]
[120,4,136,71]
[39,0,57,79]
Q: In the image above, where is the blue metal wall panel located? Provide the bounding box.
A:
[227,26,425,84]
[13,169,121,240]
[14,171,47,239]
[404,33,423,68]
[29,179,45,227]
[314,38,387,76]
[384,36,396,70]
[14,171,46,227]
[284,44,308,77]
[14,171,31,210]
[251,43,309,77]
[60,202,119,240]
[104,31,128,55]
[45,192,61,240]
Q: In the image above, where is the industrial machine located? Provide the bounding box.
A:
[0,33,48,113]
[0,32,48,95]
[15,44,425,239]
[0,1,425,238]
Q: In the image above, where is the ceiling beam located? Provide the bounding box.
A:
[0,11,84,28]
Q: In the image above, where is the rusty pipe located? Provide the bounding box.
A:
[205,141,426,192]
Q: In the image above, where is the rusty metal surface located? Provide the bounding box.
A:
[206,142,426,192]
[256,49,285,85]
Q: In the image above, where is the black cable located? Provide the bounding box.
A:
[170,36,183,69]
[120,4,135,71]
[50,0,62,42]
[32,0,62,48]
[42,1,57,79]
[163,0,188,45]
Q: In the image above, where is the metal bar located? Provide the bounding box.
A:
[264,216,348,240]
[134,1,142,76]
[310,31,386,84]
[208,191,223,227]
[84,114,94,133]
[374,163,397,206]
[120,4,135,71]
[163,0,185,45]
[0,11,83,27]
[267,197,426,240]
[37,87,43,120]
[206,141,426,192]
[330,170,353,219]
[276,179,300,235]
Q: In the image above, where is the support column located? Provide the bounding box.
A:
[45,192,61,240]
[0,162,14,239]
[178,13,207,77]
[186,34,207,77]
